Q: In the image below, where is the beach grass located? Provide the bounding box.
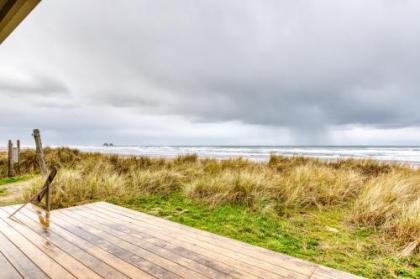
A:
[0,147,418,278]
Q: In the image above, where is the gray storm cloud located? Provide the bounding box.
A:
[1,0,420,145]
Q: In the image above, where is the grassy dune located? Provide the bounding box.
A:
[1,148,419,278]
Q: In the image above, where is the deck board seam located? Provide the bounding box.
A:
[0,206,131,279]
[0,211,75,279]
[56,209,213,279]
[40,212,160,279]
[71,205,301,279]
[87,203,307,278]
[0,224,50,279]
[308,266,319,279]
[70,209,242,278]
[1,203,363,279]
[99,201,320,273]
[0,212,54,279]
[58,208,242,279]
[0,249,25,279]
[51,210,179,279]
[65,206,276,279]
[0,209,93,279]
[15,206,157,279]
[95,203,311,269]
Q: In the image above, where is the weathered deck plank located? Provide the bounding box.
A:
[53,211,206,279]
[0,210,102,279]
[0,207,129,279]
[95,202,319,275]
[0,202,363,279]
[12,206,155,279]
[65,204,297,279]
[0,227,48,279]
[0,249,23,279]
[0,213,75,278]
[56,209,233,279]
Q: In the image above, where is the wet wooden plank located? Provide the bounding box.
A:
[52,210,210,279]
[36,210,182,279]
[93,202,361,279]
[0,202,363,279]
[64,205,281,279]
[15,206,156,279]
[0,213,75,279]
[80,203,307,279]
[0,206,129,279]
[96,202,317,273]
[58,207,244,279]
[0,228,48,279]
[0,250,22,279]
[0,210,101,279]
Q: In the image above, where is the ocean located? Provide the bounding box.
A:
[63,146,420,165]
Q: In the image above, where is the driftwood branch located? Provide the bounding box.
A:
[35,166,57,211]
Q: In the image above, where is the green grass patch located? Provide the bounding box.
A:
[0,187,7,196]
[0,175,33,186]
[115,193,419,279]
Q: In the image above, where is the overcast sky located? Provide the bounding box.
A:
[1,0,420,146]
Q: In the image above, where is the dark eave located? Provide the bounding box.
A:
[0,0,40,44]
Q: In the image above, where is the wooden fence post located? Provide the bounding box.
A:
[7,140,15,177]
[16,140,20,161]
[16,139,20,174]
[32,129,48,176]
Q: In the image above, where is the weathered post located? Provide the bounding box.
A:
[7,140,15,177]
[32,129,48,176]
[16,140,20,174]
[16,140,20,161]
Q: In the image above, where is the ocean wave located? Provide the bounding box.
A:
[53,145,420,165]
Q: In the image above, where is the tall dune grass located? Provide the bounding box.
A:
[2,148,416,246]
[352,172,420,243]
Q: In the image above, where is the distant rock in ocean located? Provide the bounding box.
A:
[103,143,114,147]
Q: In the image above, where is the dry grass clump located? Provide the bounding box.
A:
[352,172,420,243]
[274,164,364,208]
[269,155,323,171]
[328,158,397,177]
[185,168,272,207]
[107,155,167,174]
[185,164,364,209]
[25,161,127,208]
[174,154,198,164]
[126,169,184,195]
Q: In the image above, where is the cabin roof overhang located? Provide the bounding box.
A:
[0,0,40,44]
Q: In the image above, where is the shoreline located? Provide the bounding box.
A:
[2,146,420,167]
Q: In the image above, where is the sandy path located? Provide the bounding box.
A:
[0,179,34,205]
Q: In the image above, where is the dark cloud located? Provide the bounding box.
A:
[1,0,420,145]
[0,74,69,97]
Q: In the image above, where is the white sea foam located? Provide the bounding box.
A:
[59,145,420,165]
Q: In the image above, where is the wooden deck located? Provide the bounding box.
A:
[0,202,362,279]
